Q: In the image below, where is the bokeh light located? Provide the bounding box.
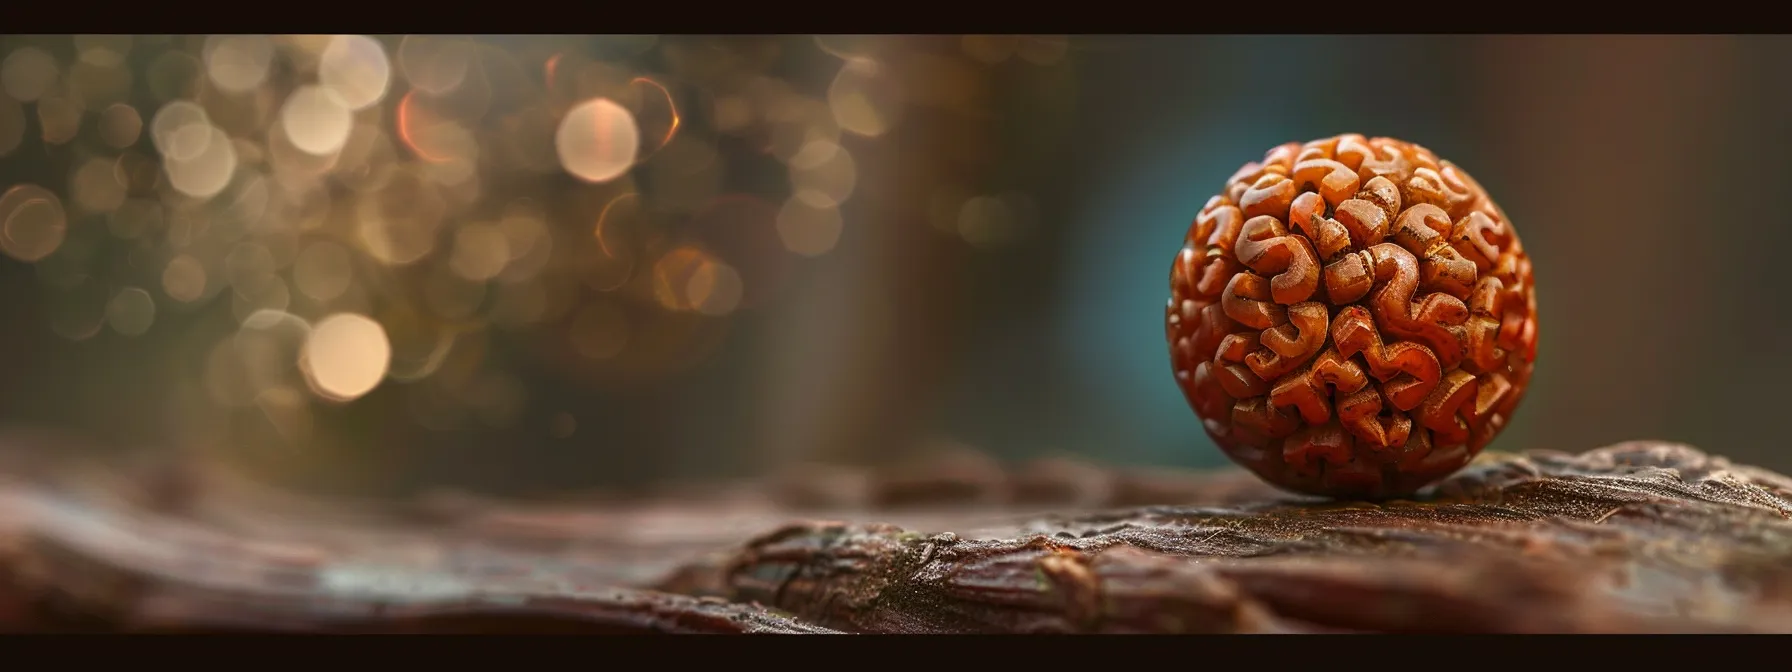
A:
[36,93,81,145]
[355,168,445,265]
[105,287,157,336]
[787,139,857,208]
[203,35,275,95]
[775,197,843,257]
[0,34,1070,490]
[68,55,133,108]
[164,124,237,199]
[397,36,471,96]
[626,77,681,159]
[1,46,58,103]
[652,246,743,317]
[766,92,842,163]
[73,35,131,68]
[0,184,67,262]
[302,313,392,402]
[319,35,392,111]
[588,192,642,291]
[827,57,904,138]
[70,158,126,215]
[279,85,353,156]
[150,100,212,161]
[556,97,639,183]
[689,262,744,317]
[162,255,209,303]
[98,103,144,149]
[448,222,510,282]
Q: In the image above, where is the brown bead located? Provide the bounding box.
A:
[1166,135,1538,500]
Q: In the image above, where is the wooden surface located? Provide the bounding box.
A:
[1,439,1788,633]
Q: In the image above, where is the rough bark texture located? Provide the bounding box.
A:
[1,438,1789,633]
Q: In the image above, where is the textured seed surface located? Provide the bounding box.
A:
[1167,134,1538,499]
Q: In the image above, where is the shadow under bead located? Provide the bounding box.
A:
[1166,134,1539,500]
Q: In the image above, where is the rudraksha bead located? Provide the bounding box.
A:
[1166,134,1537,499]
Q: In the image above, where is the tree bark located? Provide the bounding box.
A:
[1,438,1789,633]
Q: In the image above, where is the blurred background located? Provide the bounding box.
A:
[0,34,1781,499]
